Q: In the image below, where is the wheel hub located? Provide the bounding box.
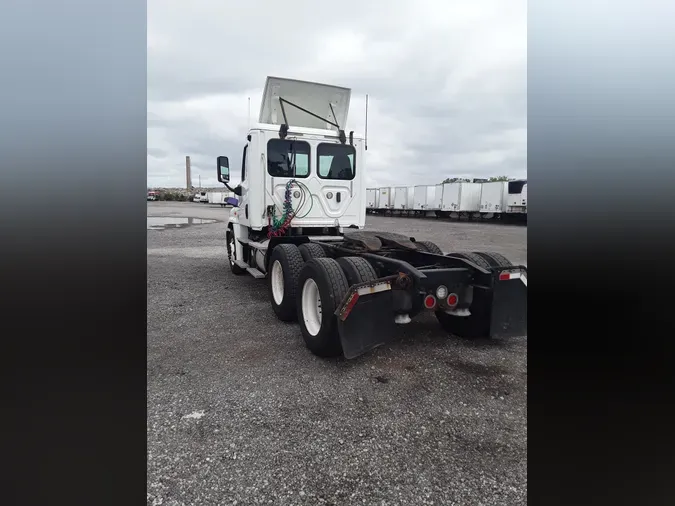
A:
[301,278,322,336]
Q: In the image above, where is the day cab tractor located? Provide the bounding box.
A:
[216,76,527,359]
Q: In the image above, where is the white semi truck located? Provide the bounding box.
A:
[216,77,528,359]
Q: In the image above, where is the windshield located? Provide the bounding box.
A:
[267,139,310,178]
[317,143,355,180]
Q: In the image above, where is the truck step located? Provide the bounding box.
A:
[234,259,248,269]
[246,267,265,279]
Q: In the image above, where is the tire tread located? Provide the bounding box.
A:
[416,241,444,255]
[269,243,304,321]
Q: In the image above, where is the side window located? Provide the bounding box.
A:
[267,139,310,178]
[241,145,248,182]
[317,143,356,180]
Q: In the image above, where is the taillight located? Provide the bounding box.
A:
[423,295,437,309]
[499,272,511,281]
[446,293,458,307]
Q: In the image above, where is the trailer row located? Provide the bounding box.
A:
[193,191,236,206]
[366,181,527,219]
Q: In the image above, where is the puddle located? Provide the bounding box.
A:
[147,217,218,230]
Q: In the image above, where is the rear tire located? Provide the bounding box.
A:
[447,251,492,269]
[298,242,326,262]
[226,228,245,275]
[297,258,350,357]
[336,257,377,285]
[473,251,514,267]
[268,244,304,322]
[416,241,444,255]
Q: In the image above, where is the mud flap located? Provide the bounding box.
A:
[335,281,398,359]
[488,271,528,338]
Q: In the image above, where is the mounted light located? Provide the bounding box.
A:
[436,285,448,299]
[446,293,458,307]
[423,295,437,309]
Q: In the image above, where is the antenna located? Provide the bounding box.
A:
[248,97,251,129]
[365,94,369,151]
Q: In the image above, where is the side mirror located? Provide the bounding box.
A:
[217,156,230,183]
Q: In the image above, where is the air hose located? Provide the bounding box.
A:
[267,179,317,238]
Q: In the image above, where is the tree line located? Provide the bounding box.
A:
[440,176,512,184]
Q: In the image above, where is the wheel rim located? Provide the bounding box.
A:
[301,278,322,336]
[271,260,284,305]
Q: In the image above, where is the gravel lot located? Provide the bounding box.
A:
[147,201,527,506]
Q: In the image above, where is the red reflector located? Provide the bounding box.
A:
[340,293,360,320]
[447,294,458,307]
[424,295,436,309]
[499,272,511,281]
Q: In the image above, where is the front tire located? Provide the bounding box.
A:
[268,244,304,322]
[226,228,245,275]
[297,258,349,357]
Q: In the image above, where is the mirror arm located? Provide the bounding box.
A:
[223,182,239,194]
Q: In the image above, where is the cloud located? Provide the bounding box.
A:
[148,0,526,188]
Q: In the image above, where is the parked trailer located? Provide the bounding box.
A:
[393,186,411,211]
[214,76,528,360]
[413,185,437,212]
[479,182,507,218]
[208,191,224,204]
[378,187,393,211]
[431,184,443,210]
[406,187,414,211]
[366,188,377,211]
[506,180,527,214]
[439,182,482,218]
[480,180,527,219]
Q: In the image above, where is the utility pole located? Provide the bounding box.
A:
[185,156,192,190]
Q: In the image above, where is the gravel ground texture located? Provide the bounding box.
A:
[147,202,527,506]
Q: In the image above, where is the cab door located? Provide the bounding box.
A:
[237,143,250,227]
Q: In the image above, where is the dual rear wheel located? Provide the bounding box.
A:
[267,242,376,357]
[267,242,518,355]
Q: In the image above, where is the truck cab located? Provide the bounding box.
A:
[216,76,366,277]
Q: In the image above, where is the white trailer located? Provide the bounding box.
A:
[413,185,437,211]
[480,180,527,218]
[393,186,410,210]
[506,180,527,214]
[407,186,415,210]
[440,183,482,214]
[431,184,443,210]
[208,191,224,204]
[366,188,377,210]
[378,187,393,209]
[479,182,508,216]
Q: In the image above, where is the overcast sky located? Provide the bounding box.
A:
[148,0,526,189]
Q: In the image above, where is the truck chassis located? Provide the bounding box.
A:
[228,229,527,359]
